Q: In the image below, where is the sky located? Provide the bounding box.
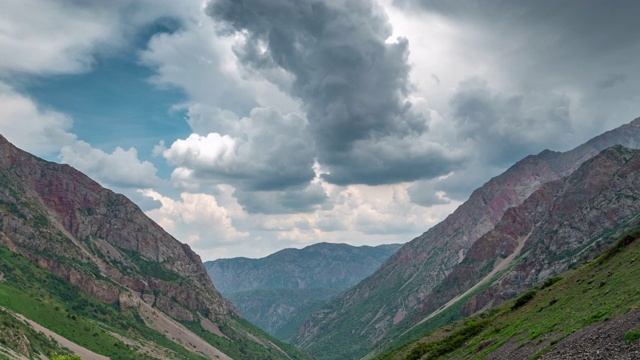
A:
[1,0,639,260]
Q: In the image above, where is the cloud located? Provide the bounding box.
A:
[0,0,109,76]
[59,142,160,189]
[400,0,640,134]
[0,0,195,77]
[206,0,457,185]
[0,82,76,153]
[263,182,459,238]
[140,189,248,252]
[380,0,640,205]
[322,133,461,185]
[234,182,328,214]
[139,17,257,115]
[163,106,316,192]
[449,77,574,167]
[404,77,575,204]
[0,82,159,190]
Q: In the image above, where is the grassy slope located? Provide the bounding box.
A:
[0,246,204,360]
[0,306,71,359]
[0,151,312,360]
[375,228,640,360]
[0,245,312,360]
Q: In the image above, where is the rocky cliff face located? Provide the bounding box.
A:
[0,134,228,321]
[0,135,307,359]
[205,242,401,340]
[408,145,640,325]
[293,118,640,359]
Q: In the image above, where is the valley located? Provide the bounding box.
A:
[2,120,640,359]
[205,242,401,340]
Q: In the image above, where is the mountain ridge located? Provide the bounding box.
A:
[375,226,640,359]
[0,134,309,359]
[293,117,640,359]
[205,242,401,340]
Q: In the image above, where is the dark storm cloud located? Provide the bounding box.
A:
[206,0,459,185]
[596,74,626,90]
[396,0,640,205]
[322,136,457,185]
[403,0,640,90]
[449,78,573,167]
[234,183,328,214]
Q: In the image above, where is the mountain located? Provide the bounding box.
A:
[205,242,402,340]
[384,145,640,350]
[376,227,640,359]
[0,135,310,360]
[293,118,640,359]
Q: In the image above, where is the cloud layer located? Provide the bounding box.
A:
[206,0,458,185]
[2,0,640,259]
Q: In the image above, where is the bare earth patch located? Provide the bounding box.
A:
[6,308,108,360]
[138,300,231,360]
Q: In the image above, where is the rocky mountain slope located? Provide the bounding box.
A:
[0,134,309,359]
[205,243,401,340]
[384,145,640,350]
[376,227,640,360]
[293,118,640,359]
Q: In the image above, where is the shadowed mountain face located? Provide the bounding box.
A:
[205,242,401,340]
[0,135,310,359]
[293,118,640,360]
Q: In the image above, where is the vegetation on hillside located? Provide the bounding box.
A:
[0,244,312,360]
[374,228,640,359]
[0,246,203,360]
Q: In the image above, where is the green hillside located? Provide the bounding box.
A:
[0,134,312,360]
[0,244,310,359]
[375,227,640,359]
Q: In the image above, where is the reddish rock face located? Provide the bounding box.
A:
[411,146,640,323]
[294,118,640,359]
[0,134,230,322]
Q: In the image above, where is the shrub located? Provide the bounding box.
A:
[50,353,82,360]
[624,329,640,343]
[512,290,537,310]
[540,276,562,289]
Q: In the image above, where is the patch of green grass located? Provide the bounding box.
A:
[405,319,489,360]
[118,249,182,282]
[181,315,312,360]
[0,307,70,358]
[50,353,82,360]
[0,247,206,360]
[624,328,640,343]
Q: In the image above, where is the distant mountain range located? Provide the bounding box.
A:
[292,118,640,359]
[0,135,309,359]
[204,242,401,340]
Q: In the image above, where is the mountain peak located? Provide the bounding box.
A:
[0,134,308,359]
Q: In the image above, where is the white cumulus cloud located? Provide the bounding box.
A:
[140,189,248,258]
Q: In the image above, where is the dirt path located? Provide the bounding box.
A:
[138,300,232,360]
[6,309,109,360]
[0,344,30,360]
